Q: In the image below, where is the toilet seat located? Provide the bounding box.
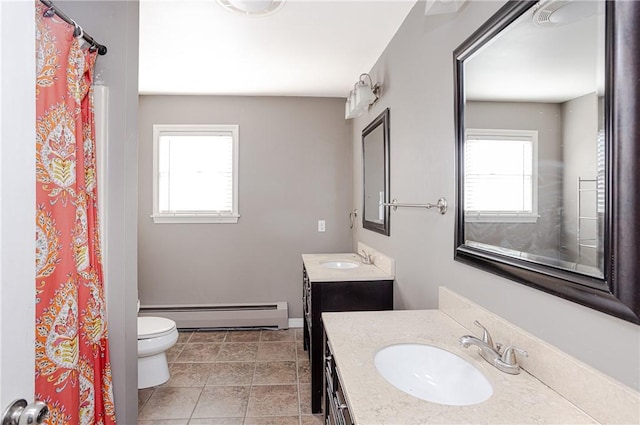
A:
[138,316,176,339]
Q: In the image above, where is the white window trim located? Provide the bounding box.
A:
[151,124,240,224]
[464,128,539,223]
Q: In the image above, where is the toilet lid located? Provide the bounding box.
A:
[138,316,176,338]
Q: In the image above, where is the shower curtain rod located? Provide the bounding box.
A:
[40,0,108,55]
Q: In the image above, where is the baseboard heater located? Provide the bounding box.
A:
[139,302,288,330]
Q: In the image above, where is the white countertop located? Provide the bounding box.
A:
[323,310,597,425]
[302,253,394,282]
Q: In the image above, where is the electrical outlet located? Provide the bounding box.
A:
[318,220,326,232]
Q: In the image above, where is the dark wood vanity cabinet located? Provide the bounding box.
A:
[324,333,354,425]
[302,265,393,413]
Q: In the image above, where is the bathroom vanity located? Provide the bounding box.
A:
[321,288,639,425]
[301,253,394,413]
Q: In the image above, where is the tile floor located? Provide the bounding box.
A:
[137,328,324,425]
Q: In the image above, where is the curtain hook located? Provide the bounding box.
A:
[43,6,55,18]
[70,19,83,39]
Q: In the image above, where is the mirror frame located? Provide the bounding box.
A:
[454,0,640,324]
[362,108,391,236]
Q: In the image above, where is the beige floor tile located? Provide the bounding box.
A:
[191,386,250,418]
[217,342,259,362]
[246,385,299,417]
[297,361,310,384]
[176,343,222,362]
[300,414,324,425]
[177,332,193,343]
[139,329,316,424]
[138,388,154,412]
[167,343,186,363]
[244,416,300,425]
[188,418,243,425]
[253,361,297,385]
[295,340,305,356]
[164,363,213,387]
[299,384,312,415]
[225,330,261,342]
[206,362,255,386]
[190,331,227,343]
[138,387,202,420]
[260,329,295,342]
[255,342,296,361]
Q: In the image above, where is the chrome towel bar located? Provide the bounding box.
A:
[383,197,448,215]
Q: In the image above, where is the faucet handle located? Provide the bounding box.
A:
[500,346,528,366]
[359,250,373,264]
[473,320,495,348]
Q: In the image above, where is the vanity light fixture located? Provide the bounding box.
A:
[216,0,286,17]
[345,73,381,119]
[424,0,466,16]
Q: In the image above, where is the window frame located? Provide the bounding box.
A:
[151,124,240,224]
[464,128,539,223]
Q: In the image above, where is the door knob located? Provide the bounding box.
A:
[2,399,48,425]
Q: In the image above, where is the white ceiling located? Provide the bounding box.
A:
[465,1,605,103]
[139,0,417,97]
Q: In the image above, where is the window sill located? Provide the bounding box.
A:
[465,213,539,224]
[151,214,240,224]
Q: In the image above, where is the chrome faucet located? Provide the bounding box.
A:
[459,321,528,375]
[355,250,373,265]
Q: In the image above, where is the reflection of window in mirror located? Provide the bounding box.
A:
[464,129,538,223]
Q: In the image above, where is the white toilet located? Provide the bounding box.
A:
[137,303,179,389]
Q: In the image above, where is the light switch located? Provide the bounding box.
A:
[318,220,326,232]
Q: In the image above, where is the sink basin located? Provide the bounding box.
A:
[374,343,493,406]
[320,260,359,269]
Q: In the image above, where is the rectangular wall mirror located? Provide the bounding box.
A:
[454,0,640,324]
[362,108,390,236]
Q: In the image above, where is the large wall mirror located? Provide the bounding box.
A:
[362,108,390,236]
[454,0,640,323]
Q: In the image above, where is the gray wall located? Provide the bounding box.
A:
[138,96,352,318]
[561,92,599,265]
[465,101,563,257]
[58,2,140,423]
[351,1,639,390]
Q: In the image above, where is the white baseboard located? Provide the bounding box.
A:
[139,302,288,329]
[288,318,303,328]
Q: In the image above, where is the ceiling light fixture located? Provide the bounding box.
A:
[216,0,286,17]
[532,0,598,27]
[345,74,381,119]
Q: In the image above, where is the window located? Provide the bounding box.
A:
[464,129,538,223]
[152,124,239,223]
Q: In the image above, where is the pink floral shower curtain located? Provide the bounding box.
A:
[35,3,116,424]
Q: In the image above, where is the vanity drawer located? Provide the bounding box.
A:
[325,346,335,393]
[325,336,353,425]
[334,377,353,425]
[325,387,338,425]
[302,266,312,357]
[326,387,352,425]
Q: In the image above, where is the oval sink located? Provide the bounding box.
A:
[320,260,359,269]
[374,343,493,406]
